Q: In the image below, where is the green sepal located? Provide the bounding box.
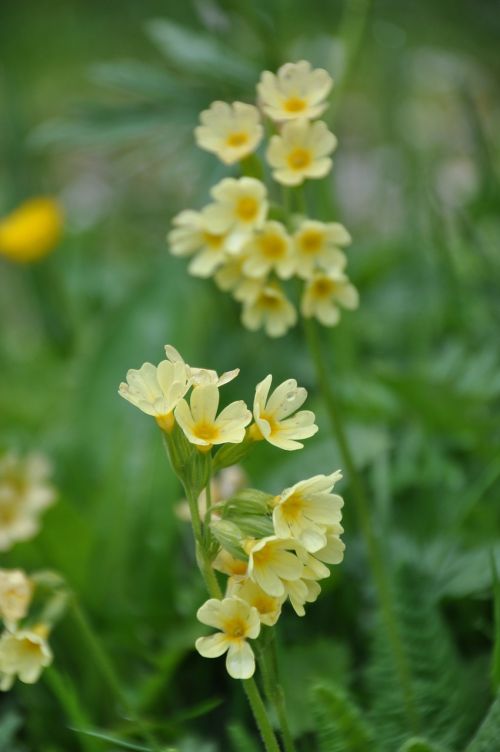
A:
[212,434,256,472]
[210,519,247,561]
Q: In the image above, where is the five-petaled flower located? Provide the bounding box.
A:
[266,119,337,186]
[118,359,190,431]
[258,61,333,122]
[251,374,318,450]
[195,101,263,164]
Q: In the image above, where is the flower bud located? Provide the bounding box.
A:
[223,488,273,517]
[210,520,247,561]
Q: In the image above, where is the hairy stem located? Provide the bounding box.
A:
[258,635,297,752]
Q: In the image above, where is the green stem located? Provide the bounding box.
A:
[243,677,282,752]
[258,635,297,752]
[44,667,101,752]
[303,317,419,733]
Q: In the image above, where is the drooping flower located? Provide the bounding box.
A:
[282,576,321,617]
[257,61,333,122]
[294,220,351,279]
[267,119,337,186]
[272,472,344,552]
[301,270,359,326]
[164,345,239,387]
[251,374,318,450]
[244,536,303,597]
[314,522,346,565]
[0,453,56,552]
[195,597,260,679]
[0,569,33,628]
[167,208,229,278]
[242,221,295,279]
[0,197,63,263]
[174,385,251,451]
[118,359,190,431]
[203,177,268,253]
[241,284,297,338]
[195,101,263,164]
[0,625,52,690]
[227,577,284,627]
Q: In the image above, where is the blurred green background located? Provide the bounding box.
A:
[1,1,500,750]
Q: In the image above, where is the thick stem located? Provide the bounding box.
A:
[243,677,282,752]
[303,317,419,733]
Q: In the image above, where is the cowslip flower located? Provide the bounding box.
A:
[167,208,228,278]
[204,177,268,253]
[164,345,239,387]
[301,270,359,326]
[241,284,297,338]
[0,453,55,552]
[195,597,260,679]
[314,522,346,565]
[174,385,251,451]
[266,119,337,186]
[227,577,284,627]
[0,625,52,690]
[251,374,318,450]
[0,197,63,263]
[294,220,351,279]
[195,101,263,164]
[272,471,344,552]
[118,359,190,431]
[257,60,333,121]
[242,221,295,279]
[213,549,248,579]
[0,569,33,628]
[244,536,303,597]
[283,576,321,616]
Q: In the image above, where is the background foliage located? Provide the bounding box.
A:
[1,0,499,749]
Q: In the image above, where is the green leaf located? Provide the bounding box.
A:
[491,552,500,691]
[310,682,380,752]
[398,739,450,752]
[465,694,500,752]
[88,61,179,98]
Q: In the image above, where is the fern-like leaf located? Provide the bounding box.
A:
[398,738,450,752]
[310,681,380,752]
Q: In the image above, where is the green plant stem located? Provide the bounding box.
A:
[44,667,101,752]
[242,677,282,752]
[258,635,297,752]
[303,317,419,733]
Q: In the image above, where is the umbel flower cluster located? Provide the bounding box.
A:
[119,345,345,679]
[167,60,359,338]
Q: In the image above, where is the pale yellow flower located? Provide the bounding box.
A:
[174,385,251,451]
[167,208,228,277]
[164,345,239,387]
[227,577,284,627]
[195,101,263,164]
[251,374,318,451]
[204,178,268,253]
[0,197,63,263]
[294,220,351,279]
[282,576,321,616]
[0,569,33,628]
[314,523,346,565]
[272,472,344,552]
[212,549,248,579]
[118,359,190,431]
[0,453,55,552]
[257,61,333,121]
[301,270,359,326]
[242,221,295,279]
[195,596,260,679]
[267,119,336,186]
[241,284,297,338]
[244,536,303,597]
[0,625,52,690]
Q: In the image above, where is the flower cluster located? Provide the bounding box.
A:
[119,345,345,680]
[167,60,359,337]
[0,452,56,551]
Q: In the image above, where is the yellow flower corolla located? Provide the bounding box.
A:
[266,119,337,186]
[244,536,303,597]
[0,625,52,690]
[174,384,251,451]
[241,284,297,338]
[164,345,239,387]
[118,359,190,431]
[257,61,333,122]
[294,219,351,279]
[195,596,260,679]
[0,569,33,628]
[301,270,359,326]
[251,374,318,451]
[272,471,344,552]
[203,177,268,253]
[242,220,295,279]
[168,208,229,278]
[0,453,55,552]
[0,197,63,263]
[213,549,248,579]
[227,577,284,627]
[282,576,321,616]
[195,101,263,164]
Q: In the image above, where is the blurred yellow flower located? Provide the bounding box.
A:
[244,535,303,597]
[257,60,333,121]
[0,197,63,263]
[267,119,336,186]
[204,177,268,253]
[195,101,263,164]
[0,624,52,690]
[251,374,318,450]
[301,270,359,326]
[195,596,260,679]
[167,208,229,278]
[242,220,295,279]
[227,577,284,627]
[241,284,297,338]
[118,359,190,431]
[294,219,351,279]
[0,569,33,628]
[174,384,251,451]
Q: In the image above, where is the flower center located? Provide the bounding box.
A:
[299,230,323,254]
[284,96,307,113]
[225,617,247,639]
[281,492,304,522]
[236,196,258,222]
[253,545,274,567]
[259,233,286,260]
[0,503,17,524]
[226,131,249,148]
[287,147,312,170]
[260,411,279,436]
[193,421,220,443]
[253,595,275,615]
[258,292,282,311]
[312,278,336,298]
